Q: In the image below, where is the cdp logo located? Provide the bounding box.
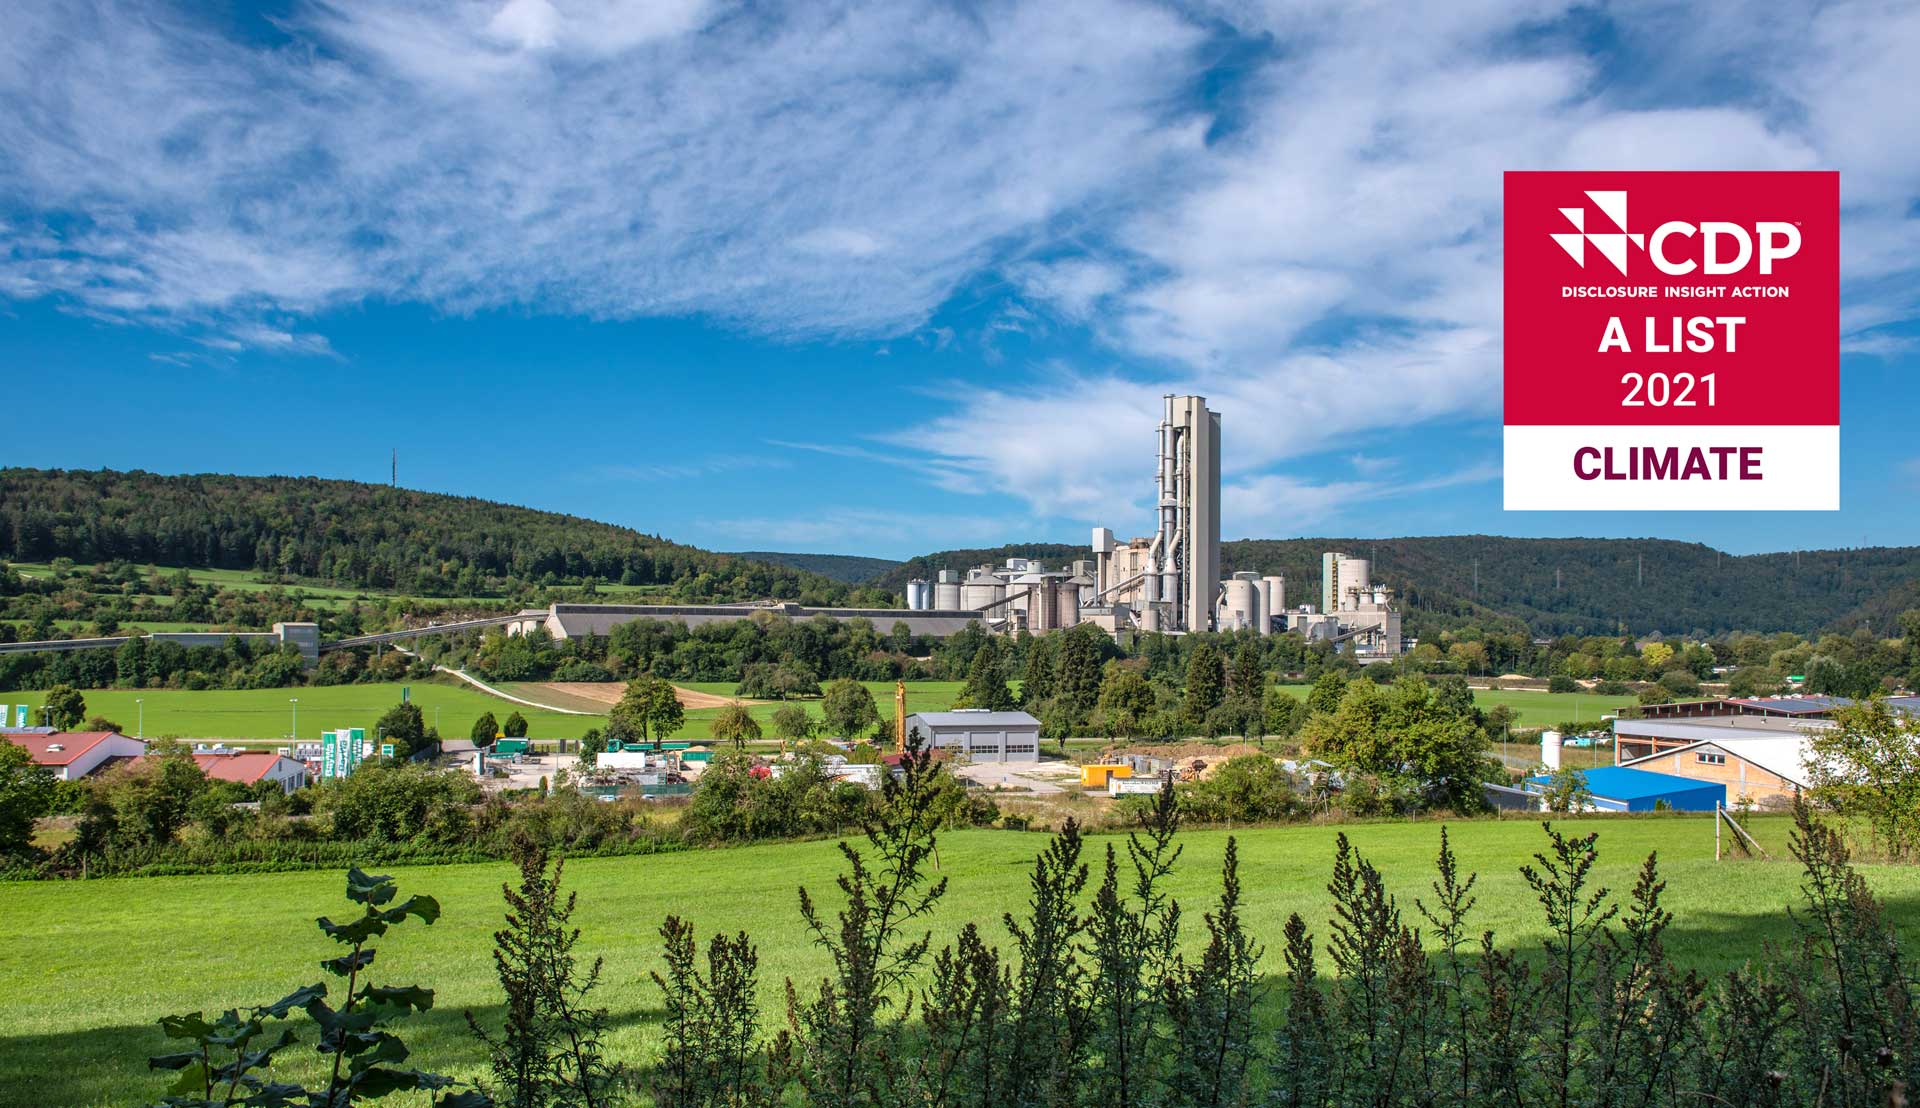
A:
[1551,190,1801,277]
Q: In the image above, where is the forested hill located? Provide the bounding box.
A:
[883,535,1920,637]
[0,469,890,606]
[727,551,900,584]
[1225,536,1920,638]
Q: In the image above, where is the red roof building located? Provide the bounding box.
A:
[192,752,309,793]
[3,731,147,781]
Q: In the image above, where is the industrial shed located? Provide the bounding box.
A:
[1527,765,1725,813]
[903,710,1041,763]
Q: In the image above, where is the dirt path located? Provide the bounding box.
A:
[531,682,765,711]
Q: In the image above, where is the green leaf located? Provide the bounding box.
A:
[381,894,442,927]
[346,1066,434,1097]
[321,948,376,976]
[435,1090,493,1108]
[157,1013,214,1040]
[317,914,388,945]
[363,984,434,1013]
[260,982,327,1018]
[345,866,395,904]
[164,1059,209,1096]
[147,1051,203,1071]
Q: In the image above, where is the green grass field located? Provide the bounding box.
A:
[496,680,970,741]
[3,815,1916,1107]
[1277,683,1630,729]
[0,681,603,743]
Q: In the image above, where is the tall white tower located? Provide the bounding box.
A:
[1157,395,1220,633]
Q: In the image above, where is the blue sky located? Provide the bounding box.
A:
[2,0,1916,560]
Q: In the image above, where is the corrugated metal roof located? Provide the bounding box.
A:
[1529,765,1724,802]
[907,711,1041,729]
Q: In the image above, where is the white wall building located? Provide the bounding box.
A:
[904,710,1042,763]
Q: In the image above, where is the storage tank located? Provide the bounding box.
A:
[1262,575,1286,626]
[934,569,963,611]
[1343,558,1371,606]
[1220,574,1262,632]
[906,579,931,610]
[961,571,1006,611]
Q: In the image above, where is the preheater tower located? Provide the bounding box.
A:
[1158,395,1221,634]
[1087,394,1222,634]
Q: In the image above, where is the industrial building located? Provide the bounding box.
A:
[1087,395,1222,634]
[901,395,1232,637]
[1525,765,1726,813]
[1286,552,1403,656]
[903,710,1041,763]
[1608,711,1823,806]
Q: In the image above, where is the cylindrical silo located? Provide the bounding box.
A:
[961,571,1005,611]
[1345,558,1371,602]
[1220,575,1260,632]
[934,569,962,611]
[1262,576,1286,627]
[907,579,930,610]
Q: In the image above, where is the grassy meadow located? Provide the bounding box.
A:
[1276,682,1631,730]
[3,814,1917,1107]
[0,681,601,744]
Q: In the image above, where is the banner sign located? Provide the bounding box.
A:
[1503,171,1839,510]
[14,705,25,728]
[321,730,338,779]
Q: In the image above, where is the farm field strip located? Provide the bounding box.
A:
[3,816,1915,1108]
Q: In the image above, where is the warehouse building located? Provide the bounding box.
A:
[1611,713,1826,763]
[1526,765,1725,813]
[903,710,1041,763]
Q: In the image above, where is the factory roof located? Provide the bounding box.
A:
[1613,715,1831,741]
[1621,737,1813,788]
[1527,765,1721,802]
[543,603,984,639]
[1634,695,1920,720]
[907,711,1042,729]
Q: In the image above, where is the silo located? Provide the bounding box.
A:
[1262,575,1286,624]
[1220,574,1261,632]
[1345,559,1371,604]
[934,569,963,611]
[907,579,931,610]
[962,569,1005,611]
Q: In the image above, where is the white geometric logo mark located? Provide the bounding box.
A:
[1550,190,1645,275]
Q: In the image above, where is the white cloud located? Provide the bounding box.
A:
[0,0,1207,343]
[706,508,1027,550]
[888,0,1918,530]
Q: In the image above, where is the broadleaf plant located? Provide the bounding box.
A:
[144,866,487,1108]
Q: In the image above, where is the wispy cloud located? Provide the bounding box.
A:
[706,509,1029,550]
[594,457,791,482]
[0,0,1206,346]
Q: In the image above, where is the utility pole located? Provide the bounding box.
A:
[391,449,397,488]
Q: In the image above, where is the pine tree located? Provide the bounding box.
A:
[1182,641,1225,728]
[1054,627,1104,717]
[1227,642,1265,704]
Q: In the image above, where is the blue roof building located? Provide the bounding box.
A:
[1526,765,1725,813]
